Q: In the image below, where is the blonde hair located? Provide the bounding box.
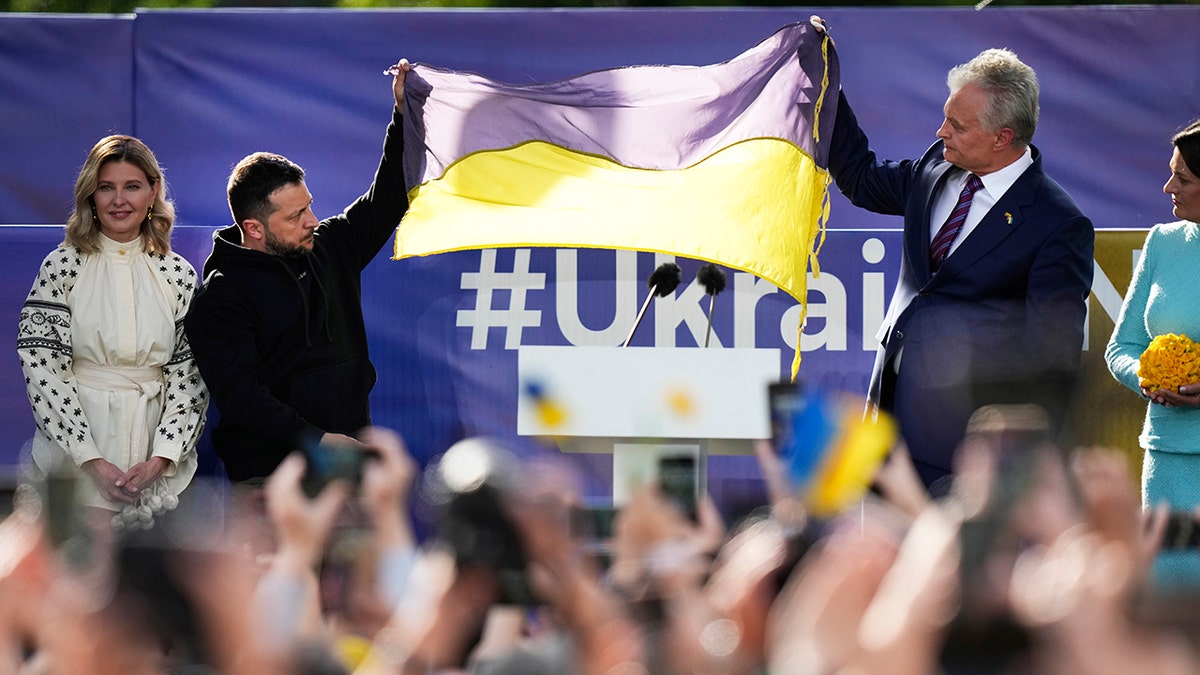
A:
[64,135,176,255]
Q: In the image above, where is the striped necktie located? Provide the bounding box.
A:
[930,173,983,272]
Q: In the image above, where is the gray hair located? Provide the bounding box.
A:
[947,48,1039,150]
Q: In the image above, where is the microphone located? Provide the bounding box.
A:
[622,262,681,348]
[697,263,726,348]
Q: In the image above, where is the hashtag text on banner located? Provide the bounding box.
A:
[456,248,545,349]
[394,21,840,378]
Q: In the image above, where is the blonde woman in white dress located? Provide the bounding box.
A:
[17,135,208,530]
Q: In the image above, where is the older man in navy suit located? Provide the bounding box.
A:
[828,47,1095,492]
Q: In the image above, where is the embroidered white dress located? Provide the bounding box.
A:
[17,235,208,525]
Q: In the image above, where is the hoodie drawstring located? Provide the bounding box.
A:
[276,257,314,348]
[307,256,335,344]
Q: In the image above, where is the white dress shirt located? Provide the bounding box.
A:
[929,147,1034,255]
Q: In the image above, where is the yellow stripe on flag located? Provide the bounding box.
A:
[397,138,827,327]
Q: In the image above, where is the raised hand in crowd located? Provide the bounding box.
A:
[766,502,956,675]
[254,450,350,657]
[1007,447,1197,675]
[319,426,422,648]
[503,459,644,675]
[265,452,350,576]
[608,484,724,600]
[359,427,418,553]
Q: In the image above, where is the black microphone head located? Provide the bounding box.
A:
[697,263,727,296]
[648,262,682,297]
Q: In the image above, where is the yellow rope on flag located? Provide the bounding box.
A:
[813,32,831,144]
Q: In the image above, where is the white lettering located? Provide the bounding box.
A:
[804,271,848,352]
[556,249,638,346]
[1087,250,1141,352]
[733,272,778,348]
[456,248,544,350]
[861,238,887,352]
[781,271,847,352]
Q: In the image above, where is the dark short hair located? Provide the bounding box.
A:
[1173,119,1200,178]
[227,152,305,227]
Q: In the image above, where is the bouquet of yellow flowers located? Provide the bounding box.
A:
[1139,333,1200,391]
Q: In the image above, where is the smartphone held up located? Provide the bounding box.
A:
[300,436,379,497]
[657,454,699,522]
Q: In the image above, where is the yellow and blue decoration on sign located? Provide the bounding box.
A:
[523,379,568,429]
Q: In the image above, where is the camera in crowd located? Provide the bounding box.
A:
[425,437,536,605]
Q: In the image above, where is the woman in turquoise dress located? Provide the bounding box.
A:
[1106,119,1200,586]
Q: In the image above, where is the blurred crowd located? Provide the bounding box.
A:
[3,415,1200,675]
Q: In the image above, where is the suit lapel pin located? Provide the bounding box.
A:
[1004,212,1013,225]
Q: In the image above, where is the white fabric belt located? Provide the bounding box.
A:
[73,363,163,392]
[72,362,165,468]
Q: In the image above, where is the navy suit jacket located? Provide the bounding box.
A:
[829,92,1095,484]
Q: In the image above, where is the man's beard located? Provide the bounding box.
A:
[263,228,311,258]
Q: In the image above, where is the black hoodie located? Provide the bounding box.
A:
[185,109,407,482]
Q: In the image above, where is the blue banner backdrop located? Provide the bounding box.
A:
[1,7,1196,505]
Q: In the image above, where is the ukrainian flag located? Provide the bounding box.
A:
[396,22,839,377]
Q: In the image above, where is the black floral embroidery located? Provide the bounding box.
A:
[17,246,209,470]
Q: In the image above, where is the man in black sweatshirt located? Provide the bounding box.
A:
[185,61,411,483]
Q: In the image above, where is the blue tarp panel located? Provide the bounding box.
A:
[0,15,134,224]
